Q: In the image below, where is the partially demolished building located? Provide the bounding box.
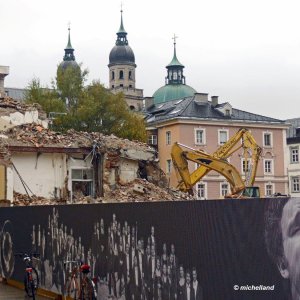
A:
[0,98,188,205]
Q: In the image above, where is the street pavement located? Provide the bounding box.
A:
[0,282,49,299]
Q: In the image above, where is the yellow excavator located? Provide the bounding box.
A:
[171,128,262,198]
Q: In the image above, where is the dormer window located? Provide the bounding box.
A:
[225,109,230,116]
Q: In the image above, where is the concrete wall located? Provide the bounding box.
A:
[11,152,67,198]
[6,166,13,201]
[119,158,138,183]
[157,121,288,198]
[0,110,48,131]
[0,66,9,97]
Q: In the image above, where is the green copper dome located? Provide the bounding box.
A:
[153,36,196,104]
[153,84,196,104]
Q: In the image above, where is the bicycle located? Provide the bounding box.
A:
[79,264,97,300]
[63,260,80,300]
[14,252,40,299]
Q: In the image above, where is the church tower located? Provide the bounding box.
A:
[108,9,143,111]
[58,26,79,71]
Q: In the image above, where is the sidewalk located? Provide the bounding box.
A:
[0,282,49,300]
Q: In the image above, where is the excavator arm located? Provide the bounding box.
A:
[172,128,262,195]
[171,143,246,195]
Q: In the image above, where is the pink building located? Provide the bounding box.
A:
[146,93,288,199]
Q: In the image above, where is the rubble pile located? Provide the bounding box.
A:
[12,179,194,206]
[2,123,154,153]
[13,192,67,206]
[0,97,46,118]
[3,124,91,148]
[100,178,194,202]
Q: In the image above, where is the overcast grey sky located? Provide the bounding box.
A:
[1,0,299,120]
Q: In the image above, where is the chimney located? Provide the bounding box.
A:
[194,93,208,103]
[0,66,9,98]
[144,97,154,110]
[211,96,218,107]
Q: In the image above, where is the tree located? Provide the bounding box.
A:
[55,81,147,142]
[25,69,147,142]
[56,64,88,112]
[25,78,65,114]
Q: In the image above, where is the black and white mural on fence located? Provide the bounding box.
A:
[0,220,14,279]
[0,198,295,300]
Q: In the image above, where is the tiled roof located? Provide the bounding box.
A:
[146,95,285,125]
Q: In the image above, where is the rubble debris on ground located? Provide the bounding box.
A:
[100,178,195,202]
[12,178,195,206]
[12,192,67,206]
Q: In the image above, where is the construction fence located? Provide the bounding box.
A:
[0,198,294,300]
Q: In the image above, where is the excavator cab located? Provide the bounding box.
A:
[242,186,260,198]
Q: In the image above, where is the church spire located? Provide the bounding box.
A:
[165,35,186,85]
[116,8,128,45]
[66,24,73,50]
[63,24,75,62]
[167,34,184,68]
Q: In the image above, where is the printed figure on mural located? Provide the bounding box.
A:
[29,208,204,299]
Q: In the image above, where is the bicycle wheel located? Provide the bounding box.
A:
[64,277,80,299]
[79,277,97,300]
[24,268,39,298]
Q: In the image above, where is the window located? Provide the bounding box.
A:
[119,70,124,79]
[166,131,171,145]
[291,177,300,193]
[196,183,206,200]
[112,71,115,80]
[291,147,299,163]
[148,135,157,145]
[220,182,229,197]
[264,159,273,174]
[112,85,114,88]
[265,183,274,196]
[129,71,132,80]
[218,129,228,145]
[166,160,172,174]
[225,109,230,116]
[173,72,177,80]
[195,128,206,145]
[263,132,272,147]
[242,158,251,173]
[120,84,123,87]
[71,168,94,200]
